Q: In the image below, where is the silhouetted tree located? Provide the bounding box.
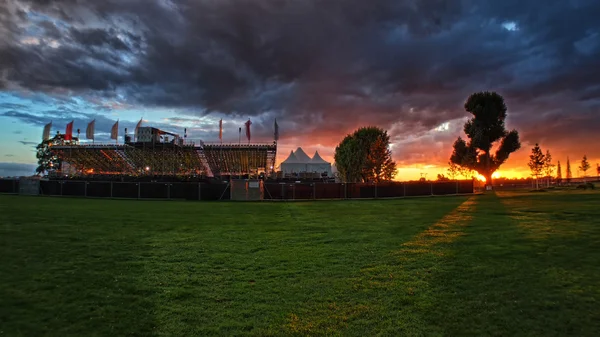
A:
[459,166,476,180]
[447,162,459,180]
[528,143,545,189]
[579,155,590,182]
[334,126,396,183]
[436,174,450,181]
[450,92,521,189]
[566,157,572,183]
[543,150,554,187]
[556,160,562,184]
[597,164,600,180]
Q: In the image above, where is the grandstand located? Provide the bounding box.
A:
[50,127,277,179]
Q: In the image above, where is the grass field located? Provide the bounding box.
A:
[1,190,600,336]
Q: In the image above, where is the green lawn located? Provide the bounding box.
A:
[1,191,599,336]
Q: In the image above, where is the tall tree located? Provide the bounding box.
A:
[566,157,572,183]
[447,161,459,180]
[556,160,562,184]
[334,126,396,183]
[579,155,590,182]
[450,91,521,188]
[528,143,545,189]
[543,150,554,187]
[597,164,600,180]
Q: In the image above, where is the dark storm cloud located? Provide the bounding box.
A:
[1,0,600,167]
[69,28,131,51]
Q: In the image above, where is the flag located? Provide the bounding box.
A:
[64,121,74,141]
[219,119,223,140]
[274,119,279,141]
[111,120,119,140]
[86,120,95,140]
[42,122,52,141]
[245,119,252,142]
[134,118,142,140]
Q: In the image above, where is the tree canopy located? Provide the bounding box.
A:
[450,91,521,186]
[334,126,397,183]
[35,133,75,175]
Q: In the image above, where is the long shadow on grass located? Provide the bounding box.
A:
[129,197,469,336]
[425,192,600,336]
[277,197,477,336]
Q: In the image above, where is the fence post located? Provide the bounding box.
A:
[374,183,378,199]
[167,183,171,199]
[110,181,113,198]
[13,179,17,194]
[456,180,459,195]
[403,183,406,197]
[137,183,141,199]
[84,182,88,197]
[293,184,296,200]
[198,183,201,201]
[60,181,63,196]
[281,184,284,200]
[313,183,316,200]
[344,183,347,199]
[430,182,433,196]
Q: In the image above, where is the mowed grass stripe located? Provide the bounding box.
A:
[0,195,467,336]
[283,197,478,336]
[424,192,600,336]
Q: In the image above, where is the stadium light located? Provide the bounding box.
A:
[145,166,150,171]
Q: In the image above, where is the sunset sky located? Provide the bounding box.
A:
[1,0,599,179]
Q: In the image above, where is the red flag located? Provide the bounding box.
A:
[245,119,252,142]
[64,121,74,141]
[219,119,223,140]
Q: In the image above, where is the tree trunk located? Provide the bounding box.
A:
[484,172,493,191]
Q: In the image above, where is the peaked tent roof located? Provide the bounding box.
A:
[310,151,329,163]
[282,150,300,164]
[294,147,311,163]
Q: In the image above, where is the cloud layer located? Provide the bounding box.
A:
[1,0,600,176]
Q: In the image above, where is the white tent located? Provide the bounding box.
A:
[280,150,307,173]
[293,147,312,163]
[280,148,332,175]
[307,151,332,174]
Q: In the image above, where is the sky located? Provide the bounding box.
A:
[1,0,599,179]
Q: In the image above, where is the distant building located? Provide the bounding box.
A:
[280,147,332,175]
